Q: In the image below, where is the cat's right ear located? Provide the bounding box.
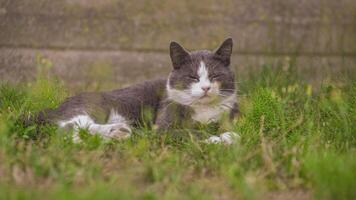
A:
[170,41,190,69]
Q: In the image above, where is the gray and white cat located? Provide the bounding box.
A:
[31,38,239,144]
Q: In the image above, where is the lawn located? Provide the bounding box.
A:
[0,64,355,200]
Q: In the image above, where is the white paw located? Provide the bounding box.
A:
[220,132,240,145]
[205,136,222,144]
[72,132,82,143]
[205,132,240,145]
[105,123,132,140]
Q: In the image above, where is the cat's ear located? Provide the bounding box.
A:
[214,38,233,66]
[170,41,190,69]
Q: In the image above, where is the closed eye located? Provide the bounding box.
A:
[187,75,199,82]
[209,74,222,80]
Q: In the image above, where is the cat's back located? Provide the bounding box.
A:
[46,79,167,122]
[100,78,167,122]
[60,78,167,108]
[108,78,166,99]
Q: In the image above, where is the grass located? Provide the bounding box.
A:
[0,64,355,200]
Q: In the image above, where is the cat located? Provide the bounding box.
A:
[28,38,239,144]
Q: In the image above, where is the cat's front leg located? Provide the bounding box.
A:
[205,132,240,145]
[206,103,240,145]
[154,101,193,131]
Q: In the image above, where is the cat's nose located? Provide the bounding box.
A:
[201,86,211,93]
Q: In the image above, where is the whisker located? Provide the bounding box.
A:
[219,93,245,98]
[220,104,233,109]
[220,89,240,93]
[220,89,235,91]
[187,98,199,106]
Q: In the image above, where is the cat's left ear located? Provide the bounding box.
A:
[214,38,233,66]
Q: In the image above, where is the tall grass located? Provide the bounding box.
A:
[0,64,355,200]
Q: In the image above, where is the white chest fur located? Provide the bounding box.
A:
[191,94,237,123]
[191,105,228,123]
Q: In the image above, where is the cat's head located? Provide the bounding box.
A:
[167,38,236,106]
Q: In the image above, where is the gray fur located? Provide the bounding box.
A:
[31,38,239,138]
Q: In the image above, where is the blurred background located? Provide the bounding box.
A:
[0,0,355,91]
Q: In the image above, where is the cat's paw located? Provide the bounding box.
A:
[205,135,222,144]
[205,131,240,145]
[72,132,82,143]
[106,124,132,140]
[219,132,240,145]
